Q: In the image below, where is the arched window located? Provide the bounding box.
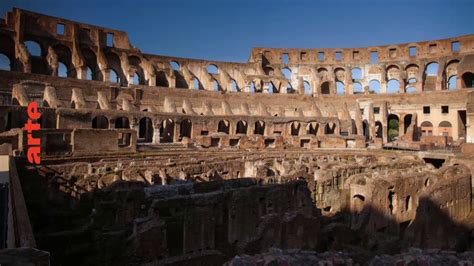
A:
[207,64,218,74]
[231,80,238,92]
[420,121,433,137]
[110,69,120,83]
[254,120,265,135]
[25,41,42,56]
[387,114,399,141]
[405,86,417,93]
[180,119,192,139]
[58,62,68,77]
[92,116,109,129]
[351,68,362,80]
[133,73,140,85]
[321,81,330,95]
[369,80,380,94]
[438,121,452,137]
[291,122,300,136]
[448,75,457,90]
[282,67,292,79]
[86,67,93,80]
[0,54,11,71]
[249,81,255,93]
[138,117,153,143]
[425,62,439,76]
[303,81,311,95]
[193,78,200,90]
[170,61,180,71]
[217,120,230,134]
[386,79,400,94]
[336,81,345,95]
[352,82,363,94]
[462,72,473,88]
[213,80,220,91]
[160,119,175,143]
[115,117,130,128]
[236,120,247,134]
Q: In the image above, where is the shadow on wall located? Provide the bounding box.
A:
[320,198,473,262]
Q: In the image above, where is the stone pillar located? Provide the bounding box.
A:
[152,120,161,144]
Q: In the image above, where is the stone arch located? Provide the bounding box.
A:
[25,40,49,75]
[217,120,230,134]
[236,120,247,134]
[0,33,15,71]
[160,119,175,143]
[92,115,109,129]
[462,72,474,88]
[82,48,102,81]
[254,120,265,135]
[325,122,336,134]
[138,117,153,143]
[320,81,330,95]
[180,119,192,139]
[207,64,219,74]
[387,114,399,141]
[375,121,383,138]
[290,122,301,136]
[369,80,381,94]
[420,121,433,136]
[106,52,126,85]
[115,117,130,128]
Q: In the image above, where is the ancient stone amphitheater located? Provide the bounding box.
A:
[0,8,473,265]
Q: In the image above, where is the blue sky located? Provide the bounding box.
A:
[1,0,473,63]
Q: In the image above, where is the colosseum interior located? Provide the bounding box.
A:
[0,7,473,265]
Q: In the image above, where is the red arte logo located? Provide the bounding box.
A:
[24,102,41,164]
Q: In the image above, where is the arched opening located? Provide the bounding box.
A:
[170,61,180,71]
[217,120,229,134]
[25,41,41,57]
[307,122,319,135]
[0,53,11,70]
[462,72,474,88]
[387,114,399,141]
[351,68,362,80]
[58,62,68,77]
[106,52,126,85]
[160,119,175,143]
[263,67,274,76]
[82,48,102,81]
[133,72,140,85]
[109,69,120,83]
[325,122,336,135]
[213,80,220,92]
[387,79,400,94]
[249,81,256,93]
[321,81,330,95]
[180,119,192,139]
[420,121,433,136]
[336,81,345,95]
[156,71,169,87]
[86,67,93,80]
[425,62,439,76]
[362,120,369,140]
[448,75,457,90]
[115,117,130,128]
[193,78,200,90]
[25,41,48,74]
[405,86,417,93]
[282,67,291,80]
[352,194,365,214]
[352,82,363,94]
[369,80,380,94]
[438,121,452,137]
[375,121,383,138]
[403,114,412,134]
[303,81,311,95]
[290,122,300,136]
[138,117,153,143]
[92,115,109,129]
[231,80,238,92]
[236,120,247,134]
[207,64,218,74]
[254,120,265,135]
